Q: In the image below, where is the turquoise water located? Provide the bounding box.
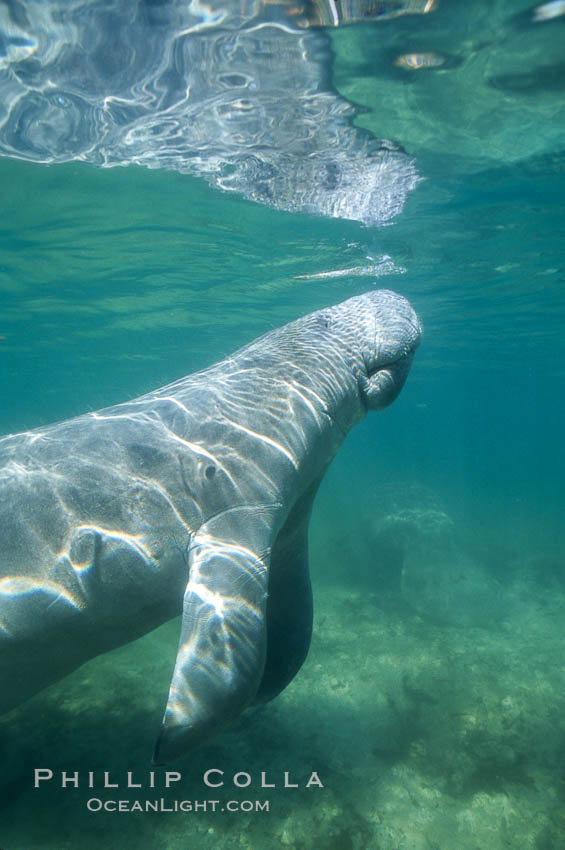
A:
[1,1,565,848]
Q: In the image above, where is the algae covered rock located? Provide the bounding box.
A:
[373,490,506,628]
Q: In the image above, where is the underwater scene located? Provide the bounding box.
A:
[0,0,564,847]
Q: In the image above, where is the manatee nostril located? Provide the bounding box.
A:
[205,465,217,480]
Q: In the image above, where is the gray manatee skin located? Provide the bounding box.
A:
[0,290,421,762]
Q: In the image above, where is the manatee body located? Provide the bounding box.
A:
[0,290,421,762]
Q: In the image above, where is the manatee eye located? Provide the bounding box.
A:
[205,465,217,481]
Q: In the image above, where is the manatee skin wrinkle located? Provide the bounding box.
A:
[0,290,421,762]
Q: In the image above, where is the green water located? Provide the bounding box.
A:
[1,0,565,848]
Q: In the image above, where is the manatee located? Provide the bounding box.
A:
[0,289,421,762]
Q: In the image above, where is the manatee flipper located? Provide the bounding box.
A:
[153,507,275,764]
[153,481,320,762]
[254,478,322,704]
